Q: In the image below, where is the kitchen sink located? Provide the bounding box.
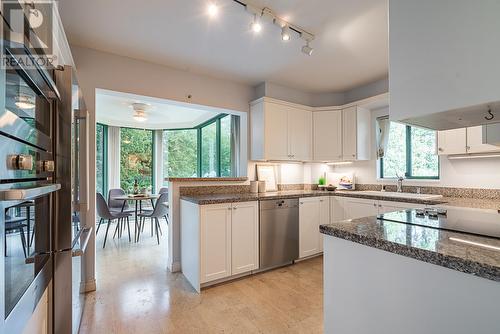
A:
[354,191,443,200]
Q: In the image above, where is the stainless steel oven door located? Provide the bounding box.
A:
[0,183,60,333]
[1,43,59,152]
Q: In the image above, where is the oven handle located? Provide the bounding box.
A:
[72,227,93,257]
[0,184,61,201]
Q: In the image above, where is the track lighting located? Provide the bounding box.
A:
[250,14,262,33]
[207,2,218,18]
[301,40,314,56]
[281,25,291,41]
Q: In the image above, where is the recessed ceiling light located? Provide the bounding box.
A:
[250,14,262,33]
[207,2,218,18]
[281,25,291,41]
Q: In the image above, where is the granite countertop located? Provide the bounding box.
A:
[181,190,331,205]
[166,177,248,182]
[180,189,500,208]
[320,216,500,282]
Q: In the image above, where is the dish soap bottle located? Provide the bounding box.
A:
[133,179,139,194]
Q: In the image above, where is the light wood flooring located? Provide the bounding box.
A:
[79,220,323,334]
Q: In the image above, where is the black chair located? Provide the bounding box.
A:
[96,193,132,248]
[5,214,28,258]
[137,193,169,244]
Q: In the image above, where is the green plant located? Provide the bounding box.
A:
[318,176,326,186]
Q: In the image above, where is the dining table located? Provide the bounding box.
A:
[113,194,159,241]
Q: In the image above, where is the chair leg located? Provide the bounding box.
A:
[157,220,163,236]
[141,217,145,232]
[103,219,112,248]
[113,219,120,239]
[30,224,35,247]
[19,227,27,258]
[151,217,154,237]
[96,218,103,235]
[126,216,131,242]
[155,218,160,245]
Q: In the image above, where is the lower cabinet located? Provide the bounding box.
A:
[299,196,329,258]
[339,197,427,220]
[181,200,259,292]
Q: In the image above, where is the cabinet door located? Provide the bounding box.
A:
[344,198,378,220]
[318,197,330,252]
[342,106,358,160]
[231,201,259,275]
[200,204,232,283]
[437,128,467,155]
[313,110,342,161]
[265,102,289,160]
[330,196,346,222]
[467,126,500,153]
[288,106,312,161]
[299,197,321,258]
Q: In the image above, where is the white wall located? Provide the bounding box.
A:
[247,161,328,185]
[332,107,500,189]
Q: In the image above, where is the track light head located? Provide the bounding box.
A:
[301,40,313,56]
[281,25,291,41]
[250,14,262,33]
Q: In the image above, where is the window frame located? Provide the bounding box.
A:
[96,123,108,196]
[380,123,440,180]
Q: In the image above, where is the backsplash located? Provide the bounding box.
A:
[356,184,500,200]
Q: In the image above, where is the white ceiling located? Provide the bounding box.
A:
[59,0,388,93]
[95,89,224,129]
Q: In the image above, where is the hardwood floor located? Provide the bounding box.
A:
[79,220,323,334]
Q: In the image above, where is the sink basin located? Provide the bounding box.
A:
[354,191,443,200]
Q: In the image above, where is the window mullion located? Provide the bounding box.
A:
[216,118,221,177]
[406,125,412,178]
[197,128,202,177]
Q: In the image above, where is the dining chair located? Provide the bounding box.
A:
[158,187,169,223]
[96,193,132,248]
[5,214,28,258]
[137,192,169,244]
[107,189,136,237]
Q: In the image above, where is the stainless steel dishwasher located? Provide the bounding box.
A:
[259,198,299,270]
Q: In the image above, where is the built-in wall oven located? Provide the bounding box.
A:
[0,39,60,333]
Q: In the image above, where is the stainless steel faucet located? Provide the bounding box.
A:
[396,173,404,193]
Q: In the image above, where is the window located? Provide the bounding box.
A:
[96,123,107,195]
[120,128,154,192]
[162,114,237,178]
[380,121,439,179]
[163,129,198,180]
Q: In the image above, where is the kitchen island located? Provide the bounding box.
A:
[320,210,500,334]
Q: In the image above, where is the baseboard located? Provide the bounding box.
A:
[80,279,97,293]
[169,261,181,273]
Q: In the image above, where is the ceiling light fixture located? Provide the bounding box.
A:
[207,2,219,18]
[281,25,291,41]
[228,0,315,54]
[131,103,149,122]
[250,14,262,33]
[15,95,36,109]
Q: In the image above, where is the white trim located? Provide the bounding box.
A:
[107,126,121,189]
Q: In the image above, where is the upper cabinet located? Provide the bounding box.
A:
[313,109,342,161]
[250,98,312,161]
[342,106,371,161]
[437,126,500,156]
[389,0,500,130]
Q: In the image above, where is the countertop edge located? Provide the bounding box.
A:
[166,177,248,182]
[320,224,500,282]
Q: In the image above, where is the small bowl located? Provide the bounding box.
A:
[325,186,337,192]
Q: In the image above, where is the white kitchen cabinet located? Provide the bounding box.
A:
[342,106,371,161]
[466,126,500,154]
[389,1,500,130]
[299,197,321,258]
[330,196,346,223]
[313,110,342,161]
[344,197,379,220]
[250,98,312,161]
[181,200,259,292]
[299,196,329,258]
[437,129,467,155]
[318,197,330,252]
[200,203,232,284]
[231,201,259,275]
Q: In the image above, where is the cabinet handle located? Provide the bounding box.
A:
[228,207,232,210]
[438,147,444,152]
[378,205,382,207]
[373,203,377,207]
[466,146,471,151]
[352,154,356,157]
[300,202,304,205]
[233,207,237,210]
